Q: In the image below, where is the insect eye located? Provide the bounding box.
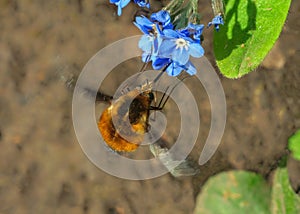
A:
[148,92,155,101]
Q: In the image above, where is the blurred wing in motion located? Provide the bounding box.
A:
[150,143,200,177]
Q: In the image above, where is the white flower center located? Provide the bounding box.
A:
[175,38,189,50]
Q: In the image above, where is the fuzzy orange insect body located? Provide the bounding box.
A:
[98,88,154,152]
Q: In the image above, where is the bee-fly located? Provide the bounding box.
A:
[92,69,199,176]
[98,83,154,152]
[97,70,168,152]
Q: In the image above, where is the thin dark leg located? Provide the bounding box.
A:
[150,75,191,111]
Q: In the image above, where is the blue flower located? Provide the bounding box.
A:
[134,10,205,76]
[180,23,204,42]
[134,16,155,35]
[110,0,131,16]
[150,10,173,30]
[134,0,150,9]
[159,29,204,65]
[134,10,171,64]
[208,14,224,31]
[134,10,173,35]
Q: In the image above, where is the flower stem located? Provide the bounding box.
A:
[163,0,200,29]
[211,0,225,17]
[164,0,185,12]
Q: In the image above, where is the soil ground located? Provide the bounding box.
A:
[0,0,299,213]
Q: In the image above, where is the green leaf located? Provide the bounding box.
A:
[288,130,300,161]
[194,171,271,214]
[271,167,300,214]
[214,0,291,78]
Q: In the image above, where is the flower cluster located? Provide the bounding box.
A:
[134,10,205,76]
[110,0,149,16]
[109,0,224,76]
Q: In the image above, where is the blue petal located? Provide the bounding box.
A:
[133,22,147,34]
[134,16,153,34]
[138,35,153,53]
[166,62,183,76]
[173,48,189,65]
[163,29,180,38]
[136,16,153,26]
[150,10,172,29]
[152,37,159,54]
[151,10,169,22]
[117,4,122,16]
[154,23,163,35]
[208,15,224,31]
[180,23,204,38]
[152,57,170,70]
[212,15,224,25]
[159,39,176,58]
[189,43,204,58]
[179,28,190,37]
[134,0,150,8]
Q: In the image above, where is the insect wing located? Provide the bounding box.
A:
[150,143,200,177]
